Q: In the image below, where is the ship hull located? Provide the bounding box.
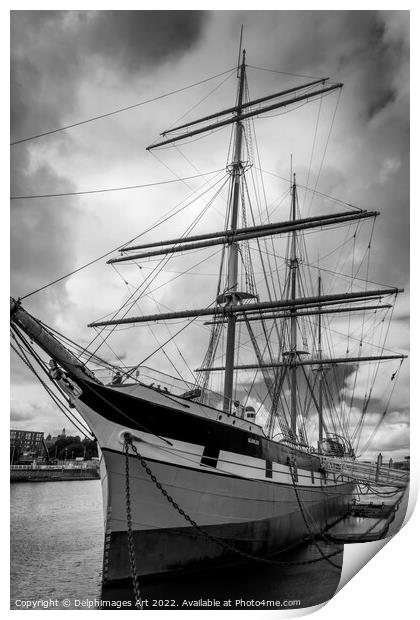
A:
[101,448,352,582]
[55,377,355,583]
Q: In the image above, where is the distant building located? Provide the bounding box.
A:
[46,428,66,445]
[10,429,44,463]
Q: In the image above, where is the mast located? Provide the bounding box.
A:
[223,49,246,412]
[290,173,298,436]
[85,50,406,443]
[318,273,323,448]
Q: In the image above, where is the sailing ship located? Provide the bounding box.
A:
[10,49,408,585]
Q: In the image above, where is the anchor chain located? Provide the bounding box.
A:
[123,437,343,569]
[124,443,143,608]
[287,457,342,569]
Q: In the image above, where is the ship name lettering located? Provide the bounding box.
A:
[248,437,259,445]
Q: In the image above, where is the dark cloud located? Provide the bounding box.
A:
[11,10,206,141]
[10,146,79,321]
[228,11,408,123]
[10,10,208,311]
[343,14,401,122]
[367,88,396,121]
[11,14,80,141]
[87,11,206,72]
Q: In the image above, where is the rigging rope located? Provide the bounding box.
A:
[18,170,226,301]
[164,70,236,135]
[306,89,342,217]
[358,358,404,456]
[257,167,363,212]
[10,331,92,439]
[115,267,196,385]
[11,68,235,146]
[302,95,323,211]
[11,170,224,200]
[247,65,325,81]
[83,175,230,362]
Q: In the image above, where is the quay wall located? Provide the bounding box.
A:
[10,467,100,483]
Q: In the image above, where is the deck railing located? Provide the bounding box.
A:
[91,365,243,415]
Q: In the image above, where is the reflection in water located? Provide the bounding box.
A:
[102,540,343,610]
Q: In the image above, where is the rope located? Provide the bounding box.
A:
[133,299,217,372]
[11,170,224,200]
[302,95,323,212]
[38,320,120,371]
[247,65,325,80]
[10,334,92,439]
[18,170,226,301]
[307,89,342,217]
[256,168,363,212]
[164,69,236,134]
[82,174,230,361]
[11,68,235,146]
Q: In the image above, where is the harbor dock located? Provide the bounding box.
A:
[324,485,408,543]
[10,464,100,483]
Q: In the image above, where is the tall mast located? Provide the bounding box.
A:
[318,272,323,448]
[223,49,246,411]
[290,173,298,435]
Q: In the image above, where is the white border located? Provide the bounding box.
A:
[4,3,416,619]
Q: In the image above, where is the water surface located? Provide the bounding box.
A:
[11,480,407,610]
[11,480,103,609]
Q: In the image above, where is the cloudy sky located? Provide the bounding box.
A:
[10,10,409,459]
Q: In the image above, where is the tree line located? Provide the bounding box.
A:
[46,435,98,460]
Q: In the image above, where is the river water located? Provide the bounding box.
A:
[11,481,103,610]
[10,479,406,611]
